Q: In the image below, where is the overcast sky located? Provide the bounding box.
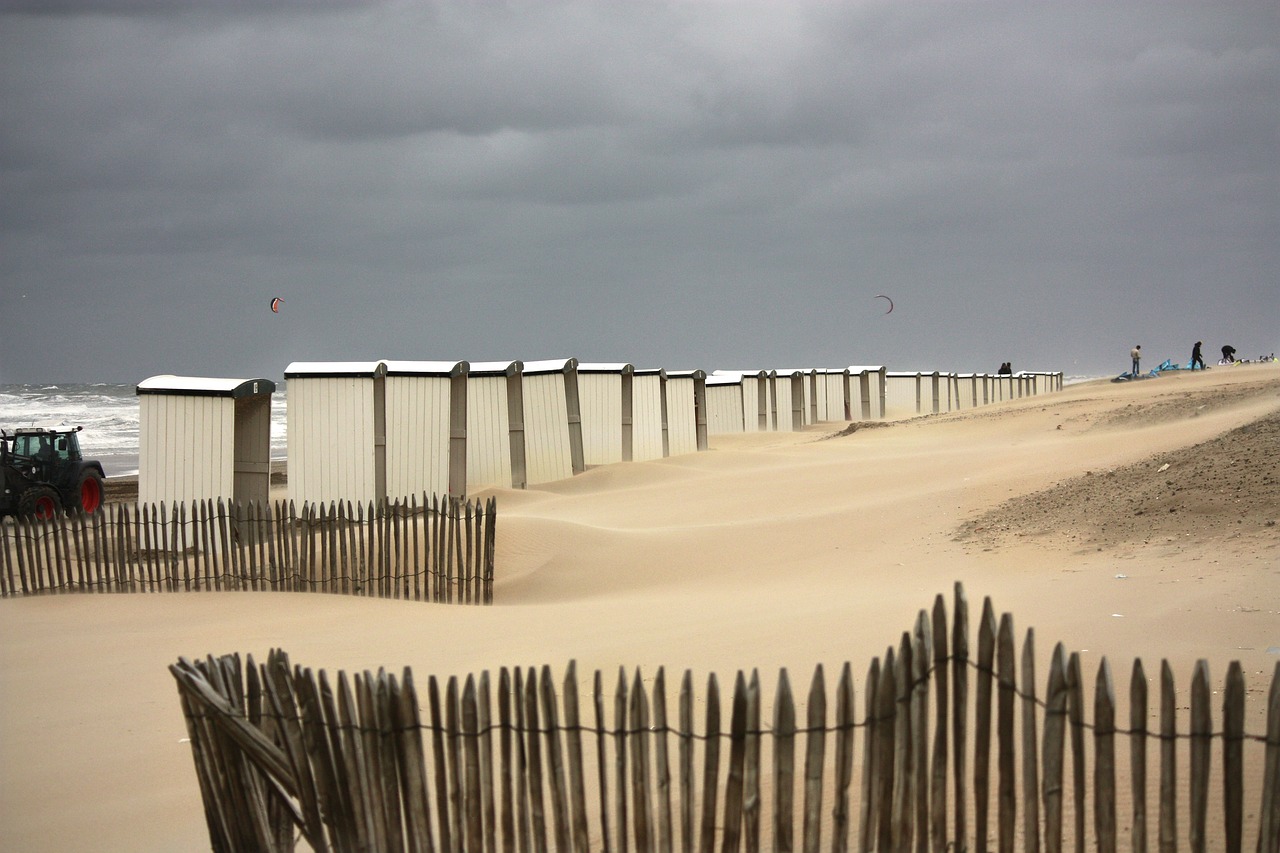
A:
[2,1,1276,385]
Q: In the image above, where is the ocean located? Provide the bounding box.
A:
[1,383,287,478]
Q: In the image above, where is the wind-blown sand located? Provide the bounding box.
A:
[2,366,1277,851]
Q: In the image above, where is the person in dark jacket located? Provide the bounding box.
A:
[1221,344,1236,363]
[1191,341,1205,370]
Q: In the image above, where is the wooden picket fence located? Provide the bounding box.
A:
[0,495,496,604]
[170,582,1280,853]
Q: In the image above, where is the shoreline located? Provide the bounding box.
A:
[103,460,289,505]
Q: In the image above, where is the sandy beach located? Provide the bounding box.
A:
[2,365,1278,851]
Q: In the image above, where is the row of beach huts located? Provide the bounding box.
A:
[134,361,1062,509]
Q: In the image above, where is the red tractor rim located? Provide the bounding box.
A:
[35,495,58,520]
[81,478,102,513]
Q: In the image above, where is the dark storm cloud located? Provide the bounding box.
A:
[1,2,1276,384]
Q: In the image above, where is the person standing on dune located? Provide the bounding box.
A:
[1130,345,1142,376]
[1191,341,1205,370]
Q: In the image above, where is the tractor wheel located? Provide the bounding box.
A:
[17,485,60,520]
[74,470,105,514]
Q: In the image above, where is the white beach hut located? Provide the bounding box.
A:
[884,371,923,419]
[284,361,387,507]
[382,360,469,499]
[847,366,886,420]
[466,360,526,491]
[818,368,850,421]
[956,373,981,409]
[577,363,634,466]
[704,374,745,435]
[770,370,805,432]
[136,375,275,508]
[520,358,585,486]
[630,368,668,461]
[777,369,818,425]
[665,369,708,455]
[711,370,772,431]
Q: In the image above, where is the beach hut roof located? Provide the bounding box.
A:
[522,358,579,376]
[468,360,523,377]
[666,369,707,379]
[284,361,387,379]
[136,374,276,398]
[382,360,469,377]
[711,369,769,379]
[633,368,667,377]
[577,362,634,375]
[705,374,742,387]
[519,356,581,373]
[847,365,886,373]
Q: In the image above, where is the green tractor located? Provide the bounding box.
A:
[0,426,107,519]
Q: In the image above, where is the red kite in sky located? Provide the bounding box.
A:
[270,297,284,314]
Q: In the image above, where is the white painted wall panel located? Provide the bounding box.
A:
[578,374,624,466]
[466,376,513,490]
[884,373,921,419]
[705,384,744,434]
[287,377,378,506]
[139,394,234,505]
[773,378,794,432]
[385,375,452,500]
[664,377,698,456]
[822,373,847,421]
[631,375,666,461]
[522,373,573,485]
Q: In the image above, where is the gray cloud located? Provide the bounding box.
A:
[2,2,1277,384]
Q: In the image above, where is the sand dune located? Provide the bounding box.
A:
[2,365,1277,851]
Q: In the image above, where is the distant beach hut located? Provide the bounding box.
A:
[382,360,469,499]
[665,369,708,455]
[705,374,745,434]
[885,371,923,419]
[136,375,275,508]
[847,365,887,420]
[631,368,668,461]
[577,363,634,466]
[520,358,585,486]
[465,360,526,491]
[940,372,958,413]
[283,361,387,507]
[817,368,851,421]
[712,370,770,432]
[777,369,819,425]
[772,370,806,431]
[1021,370,1062,394]
[956,373,981,409]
